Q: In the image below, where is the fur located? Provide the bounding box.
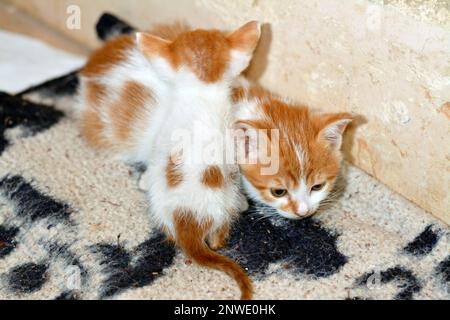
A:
[77,22,261,299]
[232,79,352,220]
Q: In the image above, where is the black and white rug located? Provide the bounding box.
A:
[0,16,449,300]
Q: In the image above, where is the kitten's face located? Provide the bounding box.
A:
[236,96,351,220]
[136,21,260,84]
[240,138,340,220]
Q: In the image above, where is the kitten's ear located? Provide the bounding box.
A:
[316,113,353,150]
[226,21,261,76]
[227,21,261,53]
[135,32,171,58]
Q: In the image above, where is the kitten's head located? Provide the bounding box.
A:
[136,21,261,84]
[235,93,352,220]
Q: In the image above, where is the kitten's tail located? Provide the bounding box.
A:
[174,212,253,300]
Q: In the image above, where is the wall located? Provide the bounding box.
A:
[5,0,450,224]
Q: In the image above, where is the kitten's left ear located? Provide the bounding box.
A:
[227,21,261,53]
[317,112,353,150]
[136,32,171,59]
[226,21,261,76]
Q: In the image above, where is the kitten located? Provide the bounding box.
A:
[77,22,261,299]
[232,79,352,220]
[130,22,353,221]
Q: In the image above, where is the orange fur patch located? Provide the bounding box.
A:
[138,22,260,83]
[280,194,300,216]
[173,209,252,299]
[172,30,230,82]
[173,208,212,237]
[166,153,183,188]
[80,81,109,148]
[86,81,107,108]
[232,85,266,103]
[109,81,153,142]
[79,111,109,148]
[139,30,243,83]
[81,35,134,77]
[137,33,172,61]
[201,165,224,188]
[208,223,230,250]
[231,86,246,102]
[148,21,191,41]
[235,84,350,210]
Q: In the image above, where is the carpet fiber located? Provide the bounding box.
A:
[0,27,449,300]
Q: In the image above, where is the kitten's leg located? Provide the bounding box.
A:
[138,169,151,191]
[238,192,249,212]
[161,226,175,243]
[208,223,230,250]
[165,233,175,243]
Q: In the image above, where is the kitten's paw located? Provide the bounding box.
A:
[208,224,230,250]
[209,238,226,251]
[137,170,150,191]
[238,196,249,212]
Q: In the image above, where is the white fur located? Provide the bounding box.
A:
[241,175,264,204]
[145,70,244,234]
[78,41,251,236]
[291,180,313,216]
[227,50,253,81]
[234,99,261,122]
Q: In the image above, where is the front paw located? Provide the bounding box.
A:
[138,170,150,191]
[238,196,249,212]
[209,237,227,251]
[208,224,229,250]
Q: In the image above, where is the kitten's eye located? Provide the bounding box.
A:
[311,183,326,192]
[270,188,287,198]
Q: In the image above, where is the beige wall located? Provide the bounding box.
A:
[6,0,450,224]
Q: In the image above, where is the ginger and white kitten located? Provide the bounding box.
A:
[77,22,261,299]
[232,80,352,220]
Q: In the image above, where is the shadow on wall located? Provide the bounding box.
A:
[342,114,367,165]
[243,23,272,84]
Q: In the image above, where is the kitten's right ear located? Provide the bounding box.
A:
[227,21,261,54]
[316,112,353,150]
[135,32,171,58]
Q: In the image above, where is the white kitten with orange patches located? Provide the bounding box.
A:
[77,22,261,299]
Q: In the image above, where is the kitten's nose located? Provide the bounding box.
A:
[295,203,309,216]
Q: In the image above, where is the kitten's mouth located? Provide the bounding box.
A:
[277,209,312,220]
[276,207,318,220]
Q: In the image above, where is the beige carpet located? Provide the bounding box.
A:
[0,29,449,300]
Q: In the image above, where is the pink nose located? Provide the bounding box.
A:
[295,203,309,216]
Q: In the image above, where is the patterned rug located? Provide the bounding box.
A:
[0,17,449,300]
